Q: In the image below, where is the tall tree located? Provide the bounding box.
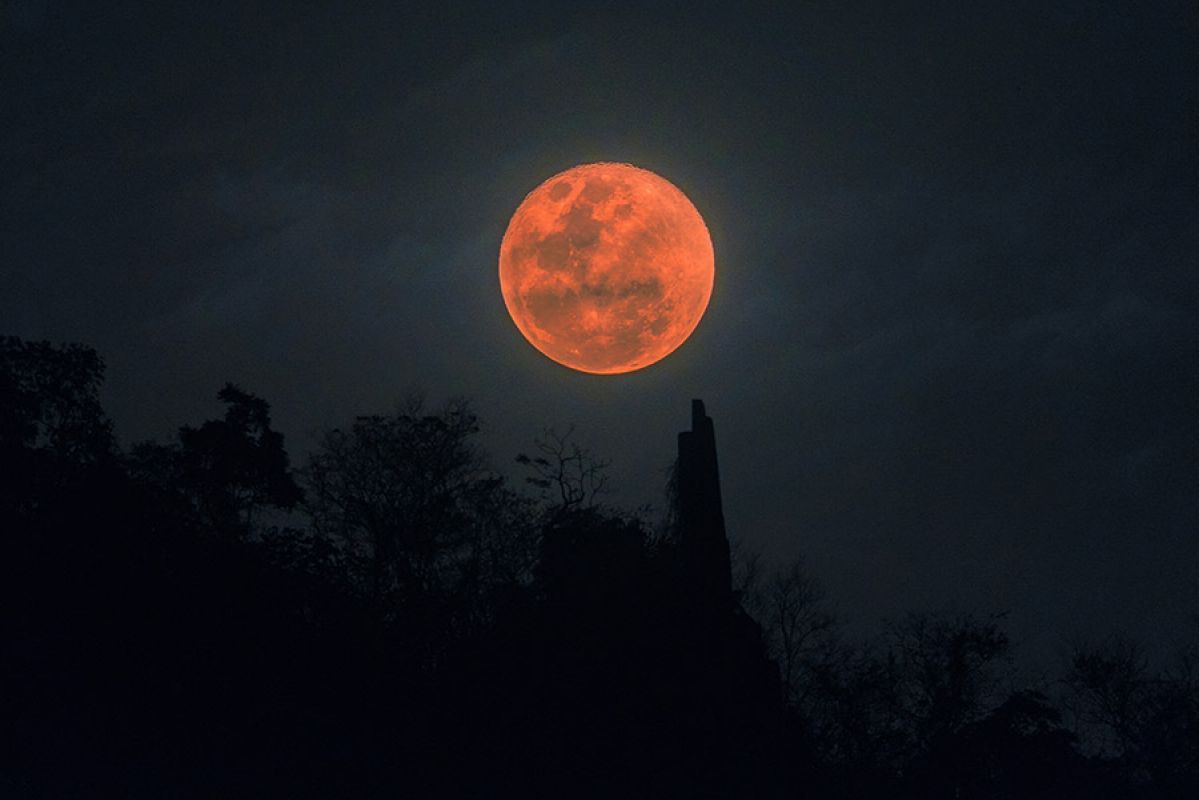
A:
[0,337,114,521]
[0,337,113,464]
[303,397,537,645]
[128,383,302,539]
[747,556,837,709]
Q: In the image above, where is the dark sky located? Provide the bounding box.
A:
[4,1,1197,662]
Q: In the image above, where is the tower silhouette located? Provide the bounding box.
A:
[676,399,733,611]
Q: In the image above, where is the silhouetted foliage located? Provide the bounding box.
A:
[0,336,113,464]
[180,384,303,531]
[516,424,611,511]
[742,553,838,709]
[0,337,114,522]
[301,396,539,670]
[126,383,302,543]
[2,336,1195,798]
[1065,634,1199,795]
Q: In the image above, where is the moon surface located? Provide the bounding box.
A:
[499,162,714,374]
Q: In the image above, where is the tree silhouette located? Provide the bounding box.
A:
[183,383,303,534]
[301,396,539,667]
[0,336,113,464]
[516,425,611,511]
[1065,635,1154,760]
[1066,634,1199,793]
[1,337,114,523]
[126,383,302,541]
[743,555,838,709]
[887,612,1013,749]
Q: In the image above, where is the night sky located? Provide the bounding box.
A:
[4,1,1197,662]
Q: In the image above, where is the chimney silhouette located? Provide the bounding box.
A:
[676,399,732,608]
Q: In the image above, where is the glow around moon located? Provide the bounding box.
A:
[499,162,714,374]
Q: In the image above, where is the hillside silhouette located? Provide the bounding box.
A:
[2,336,1196,798]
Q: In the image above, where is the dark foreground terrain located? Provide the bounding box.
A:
[2,336,1196,798]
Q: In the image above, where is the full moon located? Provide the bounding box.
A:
[499,162,714,374]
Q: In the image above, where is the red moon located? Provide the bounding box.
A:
[499,162,714,374]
